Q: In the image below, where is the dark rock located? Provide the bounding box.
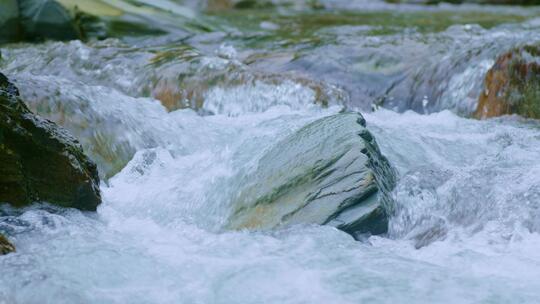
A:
[18,0,81,41]
[0,233,15,255]
[0,0,21,44]
[0,1,214,43]
[475,45,540,119]
[0,73,101,210]
[0,0,82,43]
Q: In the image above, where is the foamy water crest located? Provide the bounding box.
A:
[1,25,540,304]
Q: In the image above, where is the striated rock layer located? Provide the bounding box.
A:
[227,112,397,237]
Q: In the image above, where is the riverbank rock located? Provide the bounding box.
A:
[474,45,540,119]
[18,0,81,41]
[0,0,82,43]
[0,73,101,210]
[227,112,396,237]
[0,0,21,43]
[0,0,203,43]
[54,0,206,41]
[0,234,15,255]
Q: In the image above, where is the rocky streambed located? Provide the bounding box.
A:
[2,1,540,303]
[0,71,397,251]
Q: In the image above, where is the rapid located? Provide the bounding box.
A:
[1,1,540,303]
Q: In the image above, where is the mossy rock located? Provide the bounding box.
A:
[475,45,540,119]
[0,73,101,210]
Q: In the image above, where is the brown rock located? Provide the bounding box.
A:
[0,234,15,255]
[475,45,540,119]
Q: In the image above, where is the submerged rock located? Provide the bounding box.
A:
[0,73,101,210]
[0,233,15,255]
[148,46,348,113]
[227,112,396,236]
[475,45,540,119]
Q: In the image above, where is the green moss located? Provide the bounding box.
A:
[504,48,540,119]
[149,45,201,66]
[107,19,168,37]
[512,71,540,118]
[207,9,530,50]
[517,82,540,118]
[234,0,275,9]
[210,9,529,34]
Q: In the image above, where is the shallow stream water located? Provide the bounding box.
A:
[1,1,540,303]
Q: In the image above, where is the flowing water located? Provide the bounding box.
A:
[2,1,540,303]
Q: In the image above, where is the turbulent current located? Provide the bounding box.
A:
[2,1,540,303]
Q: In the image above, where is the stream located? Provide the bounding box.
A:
[1,1,540,303]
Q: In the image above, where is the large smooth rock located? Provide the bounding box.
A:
[0,0,20,43]
[0,233,15,255]
[0,0,200,43]
[0,73,101,210]
[475,45,540,119]
[0,0,82,43]
[55,0,201,41]
[18,0,81,41]
[227,112,396,236]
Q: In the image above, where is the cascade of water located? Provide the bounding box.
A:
[2,2,540,303]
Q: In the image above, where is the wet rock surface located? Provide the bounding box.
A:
[475,45,540,119]
[227,112,396,237]
[0,233,15,255]
[0,72,101,210]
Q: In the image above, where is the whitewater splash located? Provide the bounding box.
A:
[1,103,540,303]
[2,4,540,303]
